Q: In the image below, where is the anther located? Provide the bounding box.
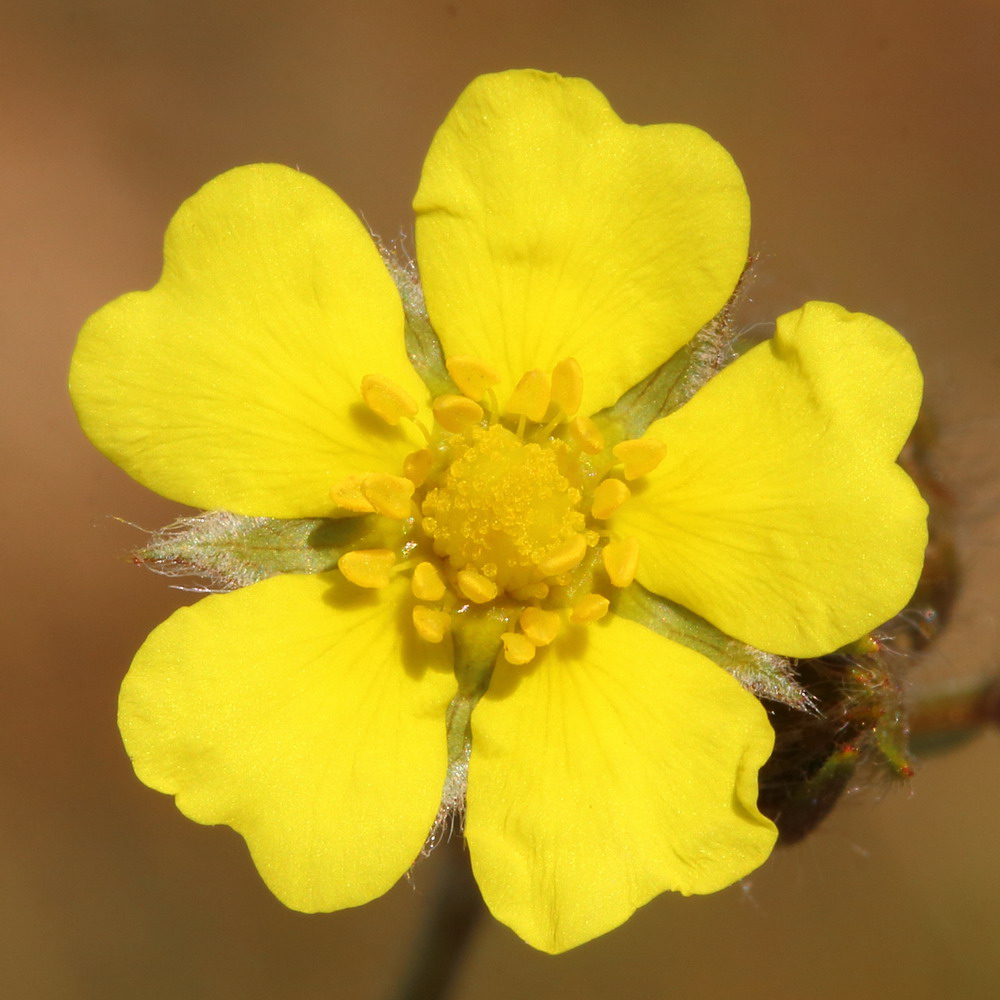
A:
[361,473,414,519]
[432,394,485,432]
[536,534,588,578]
[360,374,419,426]
[591,478,631,519]
[601,537,640,588]
[613,437,668,480]
[330,475,376,513]
[569,593,610,624]
[338,549,396,588]
[446,356,500,402]
[412,605,451,643]
[502,632,536,666]
[411,561,446,602]
[568,415,605,454]
[511,582,550,602]
[519,607,561,647]
[550,358,583,418]
[456,568,499,604]
[403,449,434,487]
[506,369,551,423]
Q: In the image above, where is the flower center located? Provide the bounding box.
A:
[332,355,667,666]
[421,424,587,592]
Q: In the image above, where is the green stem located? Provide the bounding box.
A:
[388,838,485,1000]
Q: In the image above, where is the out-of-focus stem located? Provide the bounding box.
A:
[388,838,484,1000]
[908,676,1000,756]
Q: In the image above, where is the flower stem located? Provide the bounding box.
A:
[388,837,485,1000]
[908,675,1000,756]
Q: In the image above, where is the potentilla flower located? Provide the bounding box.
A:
[69,70,927,953]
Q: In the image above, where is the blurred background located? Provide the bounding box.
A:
[4,1,1000,997]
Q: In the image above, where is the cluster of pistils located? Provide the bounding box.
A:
[330,355,671,667]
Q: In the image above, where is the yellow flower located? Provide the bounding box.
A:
[68,70,927,953]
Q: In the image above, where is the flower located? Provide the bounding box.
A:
[69,70,927,953]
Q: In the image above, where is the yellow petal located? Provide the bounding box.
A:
[414,70,749,416]
[614,301,928,657]
[467,614,776,953]
[70,164,426,517]
[119,573,454,911]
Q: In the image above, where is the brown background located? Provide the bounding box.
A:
[4,1,1000,997]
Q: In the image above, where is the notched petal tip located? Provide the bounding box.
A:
[70,163,423,517]
[414,69,750,417]
[617,298,928,658]
[119,573,454,913]
[466,614,777,952]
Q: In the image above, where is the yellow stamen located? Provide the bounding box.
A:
[403,449,435,487]
[338,549,396,588]
[407,416,433,444]
[360,374,419,426]
[568,415,605,454]
[502,632,536,666]
[330,475,376,513]
[536,534,588,578]
[456,568,498,604]
[433,394,485,432]
[421,424,587,592]
[550,358,583,418]
[506,369,551,423]
[412,605,451,643]
[446,356,500,402]
[602,537,640,588]
[511,582,550,602]
[569,593,610,624]
[411,561,446,602]
[613,437,668,480]
[519,607,561,647]
[361,473,414,520]
[591,478,631,519]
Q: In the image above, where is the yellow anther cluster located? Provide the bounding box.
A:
[421,423,588,592]
[342,357,669,667]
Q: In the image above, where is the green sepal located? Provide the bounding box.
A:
[136,511,382,590]
[384,250,455,398]
[430,606,513,833]
[613,581,811,710]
